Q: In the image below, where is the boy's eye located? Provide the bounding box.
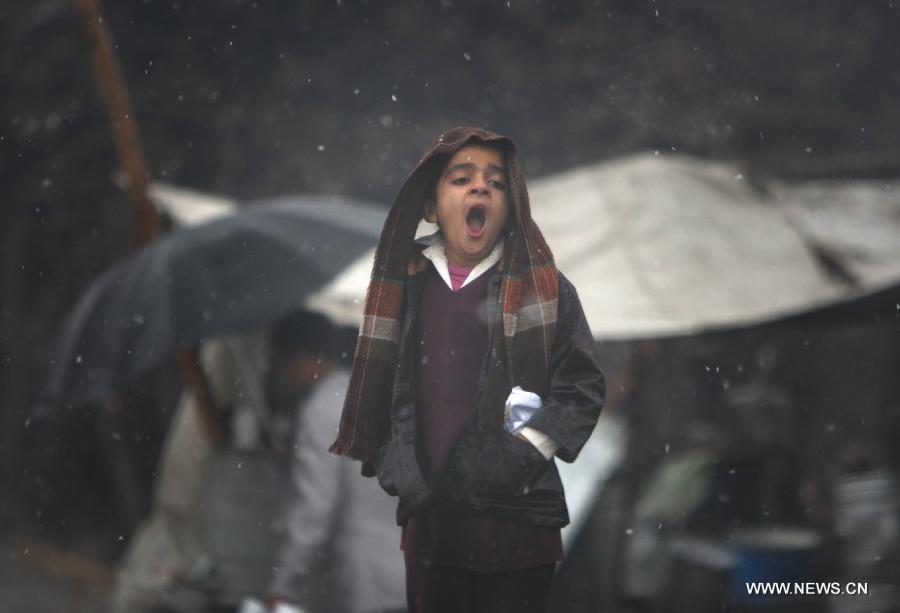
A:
[489,180,507,191]
[451,177,470,185]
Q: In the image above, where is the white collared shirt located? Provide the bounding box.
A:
[414,219,504,291]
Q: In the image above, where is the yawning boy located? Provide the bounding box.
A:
[331,126,605,613]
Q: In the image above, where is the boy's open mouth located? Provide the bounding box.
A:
[466,205,486,236]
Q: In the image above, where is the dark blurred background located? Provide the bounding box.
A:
[2,1,899,610]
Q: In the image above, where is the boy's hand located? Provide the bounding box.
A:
[518,426,559,460]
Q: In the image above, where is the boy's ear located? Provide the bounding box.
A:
[423,199,437,223]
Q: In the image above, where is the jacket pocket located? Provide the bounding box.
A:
[440,426,547,502]
[374,435,399,497]
[377,403,432,512]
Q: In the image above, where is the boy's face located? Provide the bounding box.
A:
[427,144,510,267]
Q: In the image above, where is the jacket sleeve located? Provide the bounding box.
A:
[523,272,605,463]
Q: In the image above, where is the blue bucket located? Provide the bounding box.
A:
[730,527,821,603]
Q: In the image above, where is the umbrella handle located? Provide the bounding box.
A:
[177,350,225,447]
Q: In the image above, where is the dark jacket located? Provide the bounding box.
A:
[371,266,605,528]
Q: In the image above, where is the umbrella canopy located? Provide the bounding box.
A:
[41,196,385,408]
[311,153,900,338]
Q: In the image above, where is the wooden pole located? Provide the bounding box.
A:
[176,352,226,447]
[73,0,159,245]
[74,0,224,446]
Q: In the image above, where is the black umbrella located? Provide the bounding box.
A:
[40,196,385,408]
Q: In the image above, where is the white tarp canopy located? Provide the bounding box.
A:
[311,153,900,338]
[149,182,237,225]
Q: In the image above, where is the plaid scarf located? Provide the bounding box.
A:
[330,127,559,464]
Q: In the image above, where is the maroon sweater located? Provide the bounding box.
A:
[401,263,563,572]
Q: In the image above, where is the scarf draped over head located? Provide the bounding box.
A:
[330,126,559,464]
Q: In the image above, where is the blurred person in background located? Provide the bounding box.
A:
[264,310,406,613]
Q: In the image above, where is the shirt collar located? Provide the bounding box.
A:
[415,219,504,291]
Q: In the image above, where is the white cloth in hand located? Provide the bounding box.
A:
[504,386,542,434]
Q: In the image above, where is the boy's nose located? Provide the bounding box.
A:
[470,180,489,195]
